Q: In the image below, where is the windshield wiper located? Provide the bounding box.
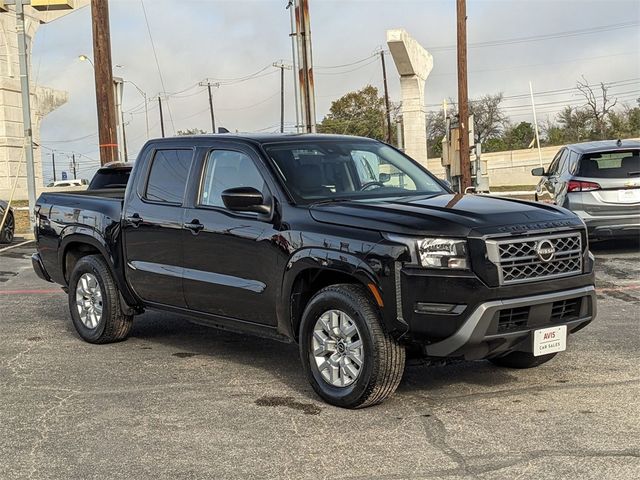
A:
[309,197,353,206]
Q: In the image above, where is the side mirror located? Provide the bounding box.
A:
[221,187,270,214]
[531,167,545,176]
[379,172,391,183]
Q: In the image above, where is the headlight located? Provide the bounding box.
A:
[418,238,469,270]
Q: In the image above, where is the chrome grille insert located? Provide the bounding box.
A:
[486,232,583,285]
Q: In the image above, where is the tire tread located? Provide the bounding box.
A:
[70,255,133,344]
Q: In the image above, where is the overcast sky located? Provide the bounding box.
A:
[33,0,639,182]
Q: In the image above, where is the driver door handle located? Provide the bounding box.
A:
[184,219,205,235]
[126,213,143,227]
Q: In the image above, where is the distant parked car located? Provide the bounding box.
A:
[88,162,133,190]
[0,199,14,244]
[47,179,87,188]
[533,139,640,239]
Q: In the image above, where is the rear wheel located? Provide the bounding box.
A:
[68,255,133,344]
[0,212,14,244]
[489,351,557,369]
[299,284,405,409]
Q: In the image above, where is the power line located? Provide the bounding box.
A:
[430,51,638,77]
[429,21,639,52]
[140,0,175,134]
[316,57,379,76]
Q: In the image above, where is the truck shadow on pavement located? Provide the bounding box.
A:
[126,311,520,403]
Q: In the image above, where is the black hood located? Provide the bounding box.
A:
[309,194,583,237]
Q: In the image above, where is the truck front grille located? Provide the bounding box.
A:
[486,232,583,285]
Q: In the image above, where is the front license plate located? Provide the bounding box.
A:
[532,325,567,357]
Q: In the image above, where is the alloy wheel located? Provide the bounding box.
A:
[312,309,364,387]
[75,273,103,329]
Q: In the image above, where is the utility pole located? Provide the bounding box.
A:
[456,0,472,192]
[273,62,292,133]
[91,0,119,165]
[286,1,301,132]
[51,152,57,182]
[294,0,317,133]
[380,50,392,144]
[158,96,165,138]
[113,76,125,162]
[122,122,128,161]
[199,80,220,134]
[71,154,77,180]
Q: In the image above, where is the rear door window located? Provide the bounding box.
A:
[577,150,640,178]
[145,149,193,204]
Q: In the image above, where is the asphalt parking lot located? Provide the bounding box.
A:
[1,239,639,479]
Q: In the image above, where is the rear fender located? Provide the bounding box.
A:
[59,228,140,309]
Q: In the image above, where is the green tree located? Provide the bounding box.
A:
[608,99,640,139]
[318,85,395,142]
[503,122,535,150]
[469,93,508,145]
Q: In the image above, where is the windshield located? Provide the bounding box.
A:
[577,150,640,178]
[264,140,447,203]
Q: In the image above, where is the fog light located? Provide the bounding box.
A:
[415,302,466,314]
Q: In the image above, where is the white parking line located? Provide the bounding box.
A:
[0,239,34,254]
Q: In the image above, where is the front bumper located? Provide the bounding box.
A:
[31,253,52,282]
[423,286,596,359]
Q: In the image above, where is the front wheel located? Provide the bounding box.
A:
[299,284,405,409]
[489,351,557,369]
[68,255,133,344]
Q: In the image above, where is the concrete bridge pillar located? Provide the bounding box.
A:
[0,1,88,199]
[386,29,433,163]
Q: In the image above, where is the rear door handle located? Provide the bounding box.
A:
[184,220,204,234]
[126,213,143,227]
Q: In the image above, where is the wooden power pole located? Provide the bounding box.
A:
[456,0,472,192]
[380,50,392,144]
[91,0,118,165]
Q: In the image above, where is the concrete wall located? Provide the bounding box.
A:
[419,145,561,188]
[421,138,640,188]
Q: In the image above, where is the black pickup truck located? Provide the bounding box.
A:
[32,134,596,408]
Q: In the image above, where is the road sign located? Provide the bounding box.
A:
[61,171,67,180]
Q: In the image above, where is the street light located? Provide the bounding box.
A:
[124,80,150,141]
[78,55,149,155]
[78,54,94,67]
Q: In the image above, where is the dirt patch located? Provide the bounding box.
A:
[14,209,30,235]
[255,395,322,415]
[172,352,198,358]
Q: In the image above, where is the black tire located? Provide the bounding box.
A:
[0,212,14,244]
[489,351,557,369]
[68,254,133,344]
[299,284,405,409]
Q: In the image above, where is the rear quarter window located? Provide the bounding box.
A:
[577,150,640,179]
